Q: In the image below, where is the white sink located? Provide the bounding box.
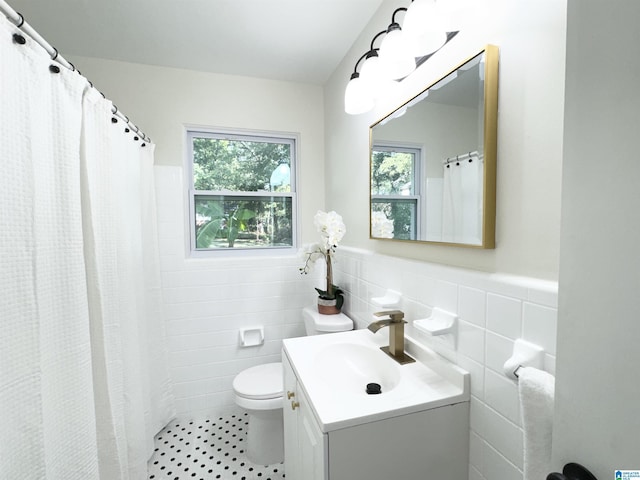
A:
[314,342,401,395]
[283,328,469,432]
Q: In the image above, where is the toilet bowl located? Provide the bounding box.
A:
[232,362,284,465]
[232,307,353,465]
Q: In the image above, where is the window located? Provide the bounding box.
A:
[370,144,421,240]
[187,129,297,252]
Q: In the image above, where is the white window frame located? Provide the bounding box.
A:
[371,143,422,240]
[185,127,299,256]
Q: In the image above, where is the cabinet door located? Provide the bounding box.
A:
[282,352,328,480]
[283,355,299,479]
[297,386,327,480]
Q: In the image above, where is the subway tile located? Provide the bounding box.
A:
[485,332,515,374]
[483,443,523,480]
[459,285,487,327]
[481,406,523,469]
[469,431,485,475]
[522,302,557,355]
[417,275,438,306]
[435,279,458,313]
[527,283,558,308]
[168,330,239,352]
[469,396,487,436]
[457,355,485,400]
[458,320,486,363]
[484,369,521,426]
[487,293,522,340]
[469,465,485,480]
[160,245,559,447]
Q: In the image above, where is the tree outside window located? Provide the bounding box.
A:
[188,130,297,251]
[371,146,420,240]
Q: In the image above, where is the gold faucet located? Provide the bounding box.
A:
[368,310,415,364]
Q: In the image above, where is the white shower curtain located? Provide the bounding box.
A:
[0,16,174,480]
[442,155,484,245]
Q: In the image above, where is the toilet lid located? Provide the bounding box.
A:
[233,362,283,400]
[314,311,353,332]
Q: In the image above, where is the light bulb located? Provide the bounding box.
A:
[378,26,416,80]
[403,0,447,56]
[344,75,374,115]
[360,53,386,90]
[438,0,478,31]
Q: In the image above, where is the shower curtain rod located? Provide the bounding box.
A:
[443,150,481,166]
[0,0,151,144]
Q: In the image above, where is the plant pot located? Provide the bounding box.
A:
[317,297,341,315]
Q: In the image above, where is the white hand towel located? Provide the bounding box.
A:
[518,366,555,480]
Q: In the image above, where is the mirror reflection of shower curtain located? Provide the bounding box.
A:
[442,155,483,244]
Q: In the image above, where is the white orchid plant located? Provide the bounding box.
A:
[300,210,346,308]
[371,211,394,238]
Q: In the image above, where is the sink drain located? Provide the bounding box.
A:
[366,382,382,395]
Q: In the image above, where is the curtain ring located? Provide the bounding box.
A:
[12,33,26,45]
[68,61,76,72]
[16,11,25,28]
[51,46,58,60]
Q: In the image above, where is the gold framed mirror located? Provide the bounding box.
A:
[370,45,498,248]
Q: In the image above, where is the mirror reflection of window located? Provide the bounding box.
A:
[369,45,498,248]
[370,145,421,240]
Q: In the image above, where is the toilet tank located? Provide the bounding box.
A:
[303,306,353,336]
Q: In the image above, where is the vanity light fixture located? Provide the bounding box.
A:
[344,0,459,115]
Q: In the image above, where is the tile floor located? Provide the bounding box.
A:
[148,412,285,480]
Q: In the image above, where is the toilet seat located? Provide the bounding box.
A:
[233,362,283,410]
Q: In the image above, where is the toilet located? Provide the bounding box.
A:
[232,306,353,465]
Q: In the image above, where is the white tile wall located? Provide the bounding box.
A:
[333,248,558,480]
[155,167,558,480]
[155,166,321,418]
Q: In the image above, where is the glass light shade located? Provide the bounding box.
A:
[344,75,374,115]
[406,30,447,57]
[360,54,398,100]
[403,0,447,56]
[360,55,385,88]
[438,0,477,31]
[378,28,416,80]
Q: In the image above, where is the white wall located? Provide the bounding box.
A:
[67,56,328,245]
[68,3,572,478]
[334,248,557,480]
[67,57,331,417]
[553,0,640,476]
[155,166,323,417]
[323,0,567,280]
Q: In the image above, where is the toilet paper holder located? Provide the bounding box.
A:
[239,326,264,347]
[503,339,544,380]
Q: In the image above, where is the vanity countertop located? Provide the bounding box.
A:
[282,328,469,432]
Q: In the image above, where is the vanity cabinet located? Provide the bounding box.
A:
[283,354,326,480]
[282,351,469,480]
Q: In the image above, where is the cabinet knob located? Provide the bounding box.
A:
[291,401,300,410]
[287,391,295,399]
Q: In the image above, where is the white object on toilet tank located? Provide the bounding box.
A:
[302,307,353,335]
[239,326,264,347]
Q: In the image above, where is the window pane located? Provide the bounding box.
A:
[195,195,293,249]
[372,199,417,240]
[371,150,415,195]
[192,136,291,192]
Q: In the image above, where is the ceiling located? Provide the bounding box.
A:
[6,0,385,85]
